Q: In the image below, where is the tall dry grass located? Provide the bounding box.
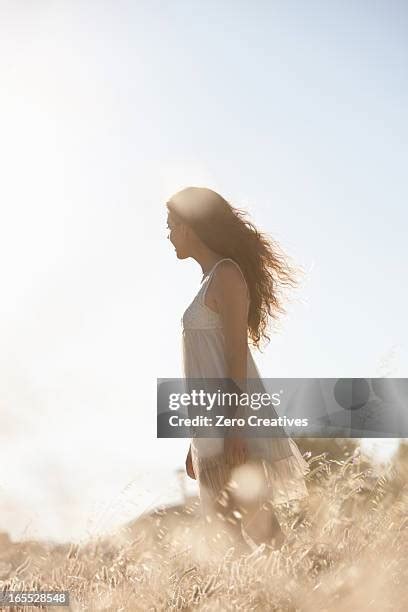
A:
[1,444,408,611]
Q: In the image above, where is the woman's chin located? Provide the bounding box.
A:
[176,251,188,260]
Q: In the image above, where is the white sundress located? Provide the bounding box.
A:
[181,258,309,510]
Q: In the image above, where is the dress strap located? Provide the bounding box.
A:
[200,258,250,306]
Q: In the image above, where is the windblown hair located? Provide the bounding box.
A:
[167,187,303,349]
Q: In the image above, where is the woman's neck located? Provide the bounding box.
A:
[196,252,225,278]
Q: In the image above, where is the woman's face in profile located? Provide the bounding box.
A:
[167,212,189,259]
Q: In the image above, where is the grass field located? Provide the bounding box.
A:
[1,441,407,611]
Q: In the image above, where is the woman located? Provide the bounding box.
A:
[166,187,309,554]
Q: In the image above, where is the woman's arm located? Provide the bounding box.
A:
[215,263,249,385]
[211,262,249,464]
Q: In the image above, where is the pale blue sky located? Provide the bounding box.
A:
[0,1,406,542]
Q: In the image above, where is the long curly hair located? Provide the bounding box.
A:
[167,187,303,349]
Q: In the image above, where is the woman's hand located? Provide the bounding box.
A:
[186,445,196,479]
[224,434,248,465]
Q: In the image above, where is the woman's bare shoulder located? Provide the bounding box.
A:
[212,260,247,295]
